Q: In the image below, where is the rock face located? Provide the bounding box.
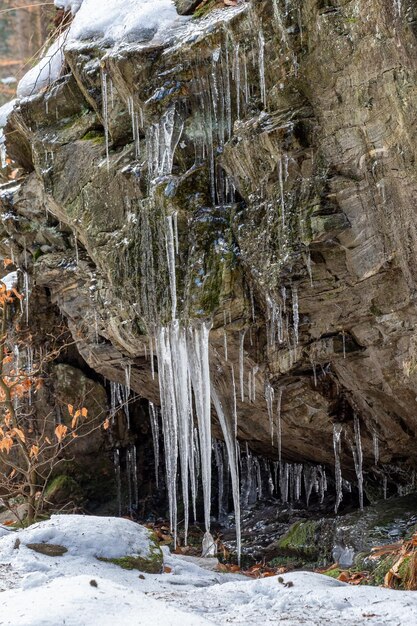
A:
[2,0,417,511]
[175,0,201,15]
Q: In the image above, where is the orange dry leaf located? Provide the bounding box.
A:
[71,414,79,429]
[81,407,88,418]
[2,258,13,268]
[30,445,39,459]
[0,437,13,453]
[12,428,25,443]
[103,418,110,430]
[55,424,68,442]
[67,404,74,416]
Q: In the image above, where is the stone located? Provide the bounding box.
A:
[26,543,68,557]
[175,0,201,16]
[2,0,417,525]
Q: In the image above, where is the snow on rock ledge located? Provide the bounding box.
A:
[67,0,186,47]
[16,33,67,98]
[54,0,84,14]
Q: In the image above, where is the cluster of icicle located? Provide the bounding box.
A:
[213,440,329,514]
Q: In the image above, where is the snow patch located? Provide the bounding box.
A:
[0,515,154,559]
[68,0,185,48]
[54,0,84,14]
[0,100,16,168]
[0,515,415,625]
[0,271,18,291]
[16,32,67,98]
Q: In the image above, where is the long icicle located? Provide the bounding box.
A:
[211,387,241,565]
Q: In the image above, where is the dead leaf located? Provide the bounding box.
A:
[55,424,68,442]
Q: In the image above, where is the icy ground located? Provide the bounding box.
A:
[0,516,415,625]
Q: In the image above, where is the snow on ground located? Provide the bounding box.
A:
[0,515,416,625]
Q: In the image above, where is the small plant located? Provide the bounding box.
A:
[0,269,104,525]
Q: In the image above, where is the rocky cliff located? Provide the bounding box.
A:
[2,0,417,525]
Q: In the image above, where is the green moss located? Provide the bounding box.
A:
[45,474,83,506]
[193,0,217,19]
[81,130,105,144]
[98,531,163,574]
[98,548,162,574]
[372,555,396,586]
[277,520,319,560]
[322,567,343,579]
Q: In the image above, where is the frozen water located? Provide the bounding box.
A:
[149,402,160,487]
[333,423,343,513]
[211,388,241,565]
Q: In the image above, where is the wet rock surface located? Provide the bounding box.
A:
[1,0,417,548]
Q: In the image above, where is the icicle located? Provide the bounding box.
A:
[202,531,216,557]
[278,155,285,227]
[234,42,241,120]
[333,423,343,513]
[165,215,177,320]
[73,231,79,266]
[211,387,241,565]
[101,68,110,170]
[265,381,275,445]
[224,42,232,139]
[149,402,160,487]
[187,322,212,535]
[149,337,155,380]
[383,475,388,499]
[294,464,303,501]
[231,364,238,437]
[239,329,246,402]
[171,321,192,545]
[276,387,283,463]
[223,328,228,362]
[23,271,30,325]
[173,211,179,255]
[254,457,262,499]
[373,431,379,465]
[280,463,290,503]
[156,326,179,544]
[258,29,266,107]
[292,284,299,346]
[114,448,122,516]
[352,414,364,510]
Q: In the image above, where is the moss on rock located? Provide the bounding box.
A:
[277,520,319,560]
[97,532,163,574]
